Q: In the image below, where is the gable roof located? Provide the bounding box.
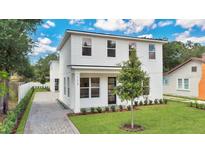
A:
[57,29,168,50]
[164,57,205,76]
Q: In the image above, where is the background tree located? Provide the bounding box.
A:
[0,19,42,114]
[114,49,147,129]
[33,53,58,83]
[163,41,205,72]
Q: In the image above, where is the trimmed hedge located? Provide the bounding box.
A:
[0,88,34,134]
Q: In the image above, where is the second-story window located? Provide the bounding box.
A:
[149,44,156,59]
[82,38,92,56]
[129,42,136,56]
[107,40,116,57]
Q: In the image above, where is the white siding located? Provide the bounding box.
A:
[59,33,164,112]
[49,61,59,92]
[163,60,202,97]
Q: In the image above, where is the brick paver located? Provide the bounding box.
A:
[24,92,79,134]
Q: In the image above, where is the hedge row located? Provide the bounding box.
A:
[0,88,34,134]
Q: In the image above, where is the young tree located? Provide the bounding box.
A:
[114,48,147,129]
[0,19,42,114]
[0,71,8,97]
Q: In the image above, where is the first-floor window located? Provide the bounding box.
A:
[91,78,100,98]
[184,78,189,90]
[80,78,89,98]
[80,77,100,98]
[142,77,150,95]
[64,77,66,95]
[67,77,70,97]
[177,78,183,89]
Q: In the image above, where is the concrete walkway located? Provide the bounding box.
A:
[24,92,79,134]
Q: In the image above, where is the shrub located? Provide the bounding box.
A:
[90,107,95,113]
[159,99,163,104]
[164,99,168,104]
[149,100,153,105]
[144,100,148,105]
[196,103,199,108]
[134,101,138,106]
[96,107,102,113]
[111,105,116,112]
[0,88,34,134]
[154,99,158,104]
[127,105,131,111]
[119,105,123,111]
[139,101,143,106]
[190,102,193,107]
[81,108,87,114]
[105,106,109,112]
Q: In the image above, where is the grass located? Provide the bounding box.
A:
[69,101,205,134]
[16,88,48,134]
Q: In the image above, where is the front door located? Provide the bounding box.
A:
[54,78,59,91]
[108,77,116,104]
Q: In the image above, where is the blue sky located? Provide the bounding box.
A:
[29,19,205,64]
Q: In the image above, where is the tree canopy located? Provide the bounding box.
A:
[163,41,205,72]
[33,53,58,83]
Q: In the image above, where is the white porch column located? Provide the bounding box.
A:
[74,71,80,113]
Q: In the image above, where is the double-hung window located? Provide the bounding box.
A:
[82,38,92,56]
[129,42,136,56]
[191,66,197,72]
[80,78,100,98]
[91,78,100,98]
[184,78,189,90]
[64,77,66,95]
[107,40,116,57]
[177,79,183,89]
[67,77,70,97]
[149,44,156,59]
[80,78,89,98]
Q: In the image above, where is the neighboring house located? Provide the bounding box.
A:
[57,29,167,113]
[50,60,59,92]
[163,54,205,99]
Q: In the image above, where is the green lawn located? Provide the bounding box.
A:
[16,88,49,134]
[69,101,205,134]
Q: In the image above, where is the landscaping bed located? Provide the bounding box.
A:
[69,101,205,134]
[68,99,168,116]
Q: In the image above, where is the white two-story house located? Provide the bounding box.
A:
[57,30,167,113]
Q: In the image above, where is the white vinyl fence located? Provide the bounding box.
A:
[18,82,50,102]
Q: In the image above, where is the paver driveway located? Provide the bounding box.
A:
[24,92,79,134]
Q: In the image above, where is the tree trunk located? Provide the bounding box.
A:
[131,99,134,129]
[3,79,9,114]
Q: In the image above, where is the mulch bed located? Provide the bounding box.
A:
[67,108,140,116]
[121,123,144,132]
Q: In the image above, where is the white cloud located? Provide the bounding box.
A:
[151,23,157,29]
[138,34,153,38]
[175,30,205,44]
[31,37,56,55]
[94,19,127,31]
[94,19,155,34]
[158,20,173,27]
[42,20,55,29]
[176,19,205,30]
[125,19,155,34]
[69,19,85,25]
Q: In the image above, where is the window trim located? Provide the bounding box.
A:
[82,38,92,56]
[107,40,116,57]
